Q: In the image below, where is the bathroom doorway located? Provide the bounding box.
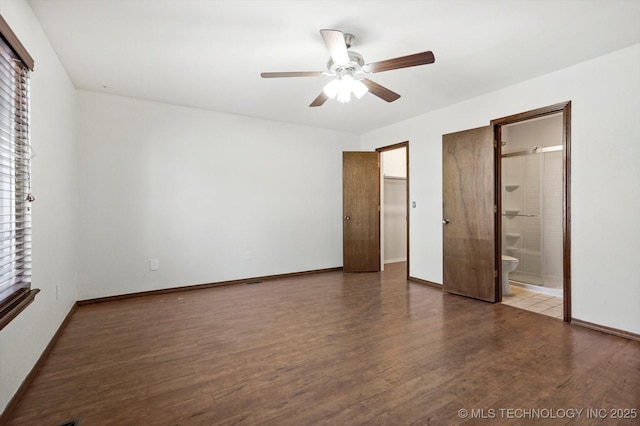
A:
[493,102,571,321]
[377,142,409,276]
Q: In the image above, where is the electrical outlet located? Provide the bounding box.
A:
[149,258,159,271]
[55,283,60,300]
[244,250,252,261]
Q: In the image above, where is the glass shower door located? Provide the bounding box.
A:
[502,148,563,289]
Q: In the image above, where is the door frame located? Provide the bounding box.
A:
[491,101,572,322]
[376,141,410,278]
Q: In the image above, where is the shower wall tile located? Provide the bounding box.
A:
[543,150,564,283]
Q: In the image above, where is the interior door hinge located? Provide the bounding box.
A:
[495,269,498,278]
[494,140,497,148]
[494,205,497,213]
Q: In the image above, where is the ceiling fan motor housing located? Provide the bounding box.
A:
[343,33,355,48]
[327,51,366,76]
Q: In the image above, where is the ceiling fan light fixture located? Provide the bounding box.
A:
[338,75,354,103]
[352,79,368,99]
[323,79,340,98]
[336,83,352,103]
[323,74,369,103]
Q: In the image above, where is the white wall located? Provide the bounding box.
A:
[361,44,640,334]
[0,0,78,415]
[382,147,406,177]
[76,91,358,300]
[502,114,563,151]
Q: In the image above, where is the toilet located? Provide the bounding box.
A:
[501,255,519,296]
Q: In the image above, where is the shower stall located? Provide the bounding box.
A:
[501,115,563,296]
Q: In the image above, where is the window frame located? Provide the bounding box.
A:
[0,14,38,331]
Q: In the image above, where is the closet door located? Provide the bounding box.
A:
[342,151,380,272]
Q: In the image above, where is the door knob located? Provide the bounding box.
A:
[442,218,450,224]
[344,216,351,221]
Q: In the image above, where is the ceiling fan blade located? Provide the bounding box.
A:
[320,29,349,66]
[261,71,325,78]
[309,92,329,107]
[367,51,435,73]
[362,79,401,102]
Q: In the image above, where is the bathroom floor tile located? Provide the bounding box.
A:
[541,305,563,315]
[502,284,563,319]
[532,295,555,302]
[531,301,558,309]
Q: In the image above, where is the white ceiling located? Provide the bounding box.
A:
[27,0,640,134]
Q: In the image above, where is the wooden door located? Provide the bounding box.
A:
[442,126,496,302]
[343,152,380,272]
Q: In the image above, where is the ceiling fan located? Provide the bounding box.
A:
[261,29,435,107]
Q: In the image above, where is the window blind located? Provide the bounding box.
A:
[0,32,33,317]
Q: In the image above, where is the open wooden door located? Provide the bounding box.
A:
[442,126,497,302]
[343,152,380,272]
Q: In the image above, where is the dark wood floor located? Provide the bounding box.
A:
[4,263,639,425]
